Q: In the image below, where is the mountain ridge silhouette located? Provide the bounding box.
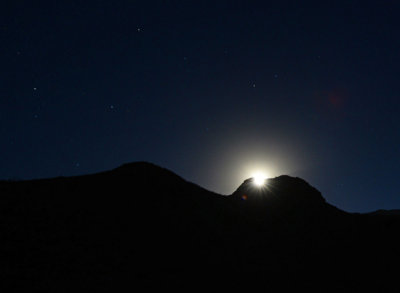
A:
[0,161,399,291]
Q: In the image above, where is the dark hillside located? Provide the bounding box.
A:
[0,162,399,292]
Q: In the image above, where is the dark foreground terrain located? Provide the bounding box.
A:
[0,162,399,292]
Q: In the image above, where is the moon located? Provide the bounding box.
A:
[252,172,267,187]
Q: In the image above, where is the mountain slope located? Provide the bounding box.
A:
[0,162,399,291]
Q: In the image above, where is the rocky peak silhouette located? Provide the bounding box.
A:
[231,175,326,211]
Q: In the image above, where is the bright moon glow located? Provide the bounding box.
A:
[252,172,267,187]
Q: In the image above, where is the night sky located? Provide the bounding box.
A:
[2,1,400,212]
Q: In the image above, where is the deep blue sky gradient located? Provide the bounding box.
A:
[1,0,400,212]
